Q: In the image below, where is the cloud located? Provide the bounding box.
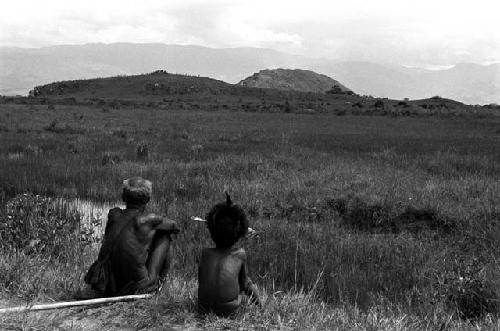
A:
[0,0,499,66]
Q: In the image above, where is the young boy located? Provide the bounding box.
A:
[85,177,179,296]
[198,194,261,316]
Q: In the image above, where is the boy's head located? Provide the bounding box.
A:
[206,193,248,248]
[122,177,152,208]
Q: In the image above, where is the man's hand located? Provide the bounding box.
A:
[157,218,180,234]
[138,214,180,234]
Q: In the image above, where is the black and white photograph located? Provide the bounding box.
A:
[0,0,499,329]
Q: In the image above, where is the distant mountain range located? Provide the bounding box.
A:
[0,43,498,104]
[238,69,352,94]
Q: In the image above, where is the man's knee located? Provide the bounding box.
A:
[146,232,172,277]
[152,231,173,249]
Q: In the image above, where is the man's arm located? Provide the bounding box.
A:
[137,214,180,234]
[156,217,180,234]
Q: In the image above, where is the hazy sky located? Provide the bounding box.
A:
[1,0,499,68]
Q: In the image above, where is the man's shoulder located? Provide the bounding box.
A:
[108,207,143,219]
[106,207,135,228]
[108,207,124,216]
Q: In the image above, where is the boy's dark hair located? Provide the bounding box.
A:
[206,193,248,248]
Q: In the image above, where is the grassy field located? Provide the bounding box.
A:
[0,102,499,330]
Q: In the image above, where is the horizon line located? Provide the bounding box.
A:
[1,42,498,70]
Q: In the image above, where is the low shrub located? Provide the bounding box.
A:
[101,152,121,165]
[136,143,149,161]
[111,129,127,139]
[44,120,85,135]
[0,193,94,260]
[326,196,455,234]
[434,257,500,320]
[173,131,190,141]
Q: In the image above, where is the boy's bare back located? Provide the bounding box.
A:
[197,194,260,316]
[198,247,248,307]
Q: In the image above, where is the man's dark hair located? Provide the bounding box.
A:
[206,193,248,248]
[122,188,150,207]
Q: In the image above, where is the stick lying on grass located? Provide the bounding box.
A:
[191,216,260,240]
[0,294,153,314]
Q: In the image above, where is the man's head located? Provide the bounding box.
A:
[206,193,248,248]
[122,177,152,208]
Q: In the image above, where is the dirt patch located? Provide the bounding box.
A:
[0,303,198,331]
[392,206,455,233]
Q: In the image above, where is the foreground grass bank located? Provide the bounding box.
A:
[3,271,500,330]
[0,104,499,329]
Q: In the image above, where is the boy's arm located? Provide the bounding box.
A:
[198,249,206,282]
[238,252,261,306]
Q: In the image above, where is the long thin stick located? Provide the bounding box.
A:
[0,293,153,314]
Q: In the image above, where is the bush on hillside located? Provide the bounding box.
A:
[374,100,385,108]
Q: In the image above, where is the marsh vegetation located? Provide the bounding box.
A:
[0,102,499,329]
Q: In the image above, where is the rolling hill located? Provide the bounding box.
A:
[1,43,499,104]
[30,70,233,99]
[238,69,352,94]
[7,70,496,119]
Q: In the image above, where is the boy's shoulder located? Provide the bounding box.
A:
[201,247,247,259]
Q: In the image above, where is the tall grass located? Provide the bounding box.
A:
[0,104,499,327]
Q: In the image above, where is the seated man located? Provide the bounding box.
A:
[85,177,179,296]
